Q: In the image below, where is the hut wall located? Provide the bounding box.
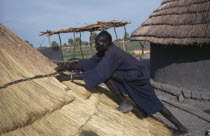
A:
[37,46,63,63]
[150,43,210,92]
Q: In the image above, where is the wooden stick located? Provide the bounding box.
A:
[40,21,131,36]
[79,32,84,60]
[89,31,94,55]
[113,27,121,48]
[58,34,62,47]
[73,32,76,58]
[113,27,119,41]
[123,25,128,52]
[47,34,52,47]
[139,41,145,59]
[58,34,64,60]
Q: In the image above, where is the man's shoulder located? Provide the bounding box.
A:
[108,44,125,55]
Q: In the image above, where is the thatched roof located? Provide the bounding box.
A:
[40,20,131,36]
[131,0,210,45]
[0,24,170,136]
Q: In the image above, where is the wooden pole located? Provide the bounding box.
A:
[39,39,45,48]
[89,31,94,55]
[123,25,128,52]
[139,41,145,59]
[58,34,64,60]
[79,32,84,60]
[58,34,62,47]
[47,34,52,47]
[113,27,121,48]
[73,32,76,58]
[69,35,72,58]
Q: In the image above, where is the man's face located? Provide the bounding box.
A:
[95,39,107,54]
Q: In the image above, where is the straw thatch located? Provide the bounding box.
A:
[0,24,170,136]
[40,20,131,36]
[131,0,210,45]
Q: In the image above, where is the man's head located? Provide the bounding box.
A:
[95,31,112,54]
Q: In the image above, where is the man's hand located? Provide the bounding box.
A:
[55,62,66,72]
[55,74,70,82]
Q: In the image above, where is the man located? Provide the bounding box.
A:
[55,31,188,134]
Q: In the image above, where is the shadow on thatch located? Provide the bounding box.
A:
[72,81,144,120]
[79,130,99,136]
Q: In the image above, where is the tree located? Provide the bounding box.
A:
[63,43,68,47]
[90,32,97,45]
[82,41,89,46]
[124,32,130,40]
[68,38,73,46]
[126,32,129,37]
[92,32,97,40]
[75,37,81,42]
[75,37,81,46]
[51,41,59,47]
[25,40,33,47]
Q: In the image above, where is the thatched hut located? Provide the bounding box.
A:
[37,46,63,63]
[0,24,170,135]
[131,0,210,101]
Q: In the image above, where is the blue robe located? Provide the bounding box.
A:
[80,44,163,117]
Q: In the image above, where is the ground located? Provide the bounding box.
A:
[100,82,210,136]
[154,96,210,136]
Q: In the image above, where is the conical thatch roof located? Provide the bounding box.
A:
[0,24,170,136]
[131,0,210,45]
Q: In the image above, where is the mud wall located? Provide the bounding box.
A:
[37,46,63,63]
[150,43,210,93]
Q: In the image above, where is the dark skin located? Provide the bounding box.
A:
[55,34,189,134]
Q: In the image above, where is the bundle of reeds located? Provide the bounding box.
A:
[0,24,170,136]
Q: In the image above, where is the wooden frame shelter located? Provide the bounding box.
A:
[40,20,131,60]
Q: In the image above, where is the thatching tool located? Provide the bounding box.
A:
[0,60,79,89]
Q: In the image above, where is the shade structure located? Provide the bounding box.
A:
[40,20,131,36]
[0,24,170,136]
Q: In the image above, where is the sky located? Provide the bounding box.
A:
[0,0,163,48]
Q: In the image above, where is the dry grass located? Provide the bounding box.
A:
[131,0,210,45]
[40,20,131,36]
[0,24,171,136]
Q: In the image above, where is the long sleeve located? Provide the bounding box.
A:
[79,55,101,71]
[82,51,121,89]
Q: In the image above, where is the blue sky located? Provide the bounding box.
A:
[0,0,162,48]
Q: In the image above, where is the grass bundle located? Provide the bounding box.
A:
[0,24,170,136]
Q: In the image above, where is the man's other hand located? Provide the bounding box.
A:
[55,62,65,71]
[55,74,69,82]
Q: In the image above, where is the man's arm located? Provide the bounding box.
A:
[55,58,83,71]
[65,61,83,71]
